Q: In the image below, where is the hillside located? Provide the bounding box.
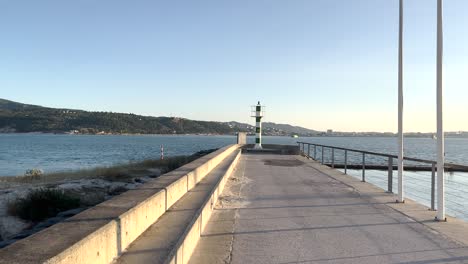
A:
[0,99,318,136]
[0,99,245,134]
[263,122,318,136]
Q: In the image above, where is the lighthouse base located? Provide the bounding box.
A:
[254,144,263,150]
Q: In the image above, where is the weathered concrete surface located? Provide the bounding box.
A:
[190,154,468,264]
[0,144,239,264]
[115,151,240,264]
[165,150,241,264]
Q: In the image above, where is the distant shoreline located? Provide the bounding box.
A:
[1,132,468,138]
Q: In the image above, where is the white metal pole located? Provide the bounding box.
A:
[397,0,405,203]
[436,0,445,221]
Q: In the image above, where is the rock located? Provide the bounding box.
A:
[11,228,37,240]
[108,186,129,196]
[124,183,137,189]
[33,216,64,230]
[148,168,162,178]
[0,215,30,241]
[134,178,143,183]
[0,239,18,249]
[56,208,86,218]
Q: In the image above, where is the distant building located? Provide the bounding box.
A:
[327,129,333,134]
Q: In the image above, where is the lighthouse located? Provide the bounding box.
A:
[251,101,264,149]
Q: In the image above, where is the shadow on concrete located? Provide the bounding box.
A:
[214,202,392,211]
[208,211,407,223]
[202,221,415,238]
[276,247,468,264]
[119,247,167,256]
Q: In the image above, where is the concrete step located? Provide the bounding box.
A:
[0,145,240,264]
[114,151,241,264]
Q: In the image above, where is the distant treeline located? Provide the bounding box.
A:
[0,99,247,134]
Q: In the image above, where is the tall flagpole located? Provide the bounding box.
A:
[397,0,404,202]
[436,0,445,221]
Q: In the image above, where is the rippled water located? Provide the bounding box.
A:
[2,134,468,177]
[295,137,468,220]
[1,134,468,219]
[0,134,236,176]
[343,169,468,221]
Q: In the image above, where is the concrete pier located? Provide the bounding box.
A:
[190,153,468,264]
[3,146,468,264]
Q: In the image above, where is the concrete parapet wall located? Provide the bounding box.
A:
[165,150,242,264]
[119,189,166,250]
[0,144,239,264]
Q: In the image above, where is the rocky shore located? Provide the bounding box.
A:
[0,149,216,248]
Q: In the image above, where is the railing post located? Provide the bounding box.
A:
[362,153,366,182]
[387,157,393,193]
[331,148,335,168]
[307,144,310,158]
[344,150,348,174]
[314,145,317,160]
[321,147,324,165]
[431,162,436,211]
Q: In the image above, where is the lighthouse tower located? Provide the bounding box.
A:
[251,101,264,149]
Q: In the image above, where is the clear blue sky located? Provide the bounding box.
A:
[1,0,467,132]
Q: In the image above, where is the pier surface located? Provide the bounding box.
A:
[189,153,468,264]
[3,147,468,264]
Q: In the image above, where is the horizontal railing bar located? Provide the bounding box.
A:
[298,142,468,170]
[320,164,468,172]
[298,142,396,158]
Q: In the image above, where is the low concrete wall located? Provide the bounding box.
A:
[165,150,242,264]
[0,144,239,264]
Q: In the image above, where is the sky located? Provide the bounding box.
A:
[0,0,467,132]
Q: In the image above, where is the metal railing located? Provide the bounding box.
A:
[298,142,468,212]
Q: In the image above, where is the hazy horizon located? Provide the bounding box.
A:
[1,1,467,133]
[3,97,467,135]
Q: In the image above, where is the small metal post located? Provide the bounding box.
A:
[387,157,393,193]
[431,162,436,211]
[321,147,324,165]
[314,145,317,160]
[362,153,366,182]
[298,143,301,154]
[307,144,311,158]
[344,150,348,174]
[331,148,335,168]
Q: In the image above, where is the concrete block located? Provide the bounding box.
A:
[237,132,247,145]
[46,221,119,264]
[0,144,240,264]
[166,176,189,210]
[164,150,242,264]
[119,190,166,250]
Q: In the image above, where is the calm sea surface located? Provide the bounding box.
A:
[1,133,468,219]
[2,134,468,177]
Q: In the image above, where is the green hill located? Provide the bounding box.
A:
[0,99,321,136]
[0,99,245,134]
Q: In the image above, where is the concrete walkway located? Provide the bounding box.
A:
[189,154,468,264]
